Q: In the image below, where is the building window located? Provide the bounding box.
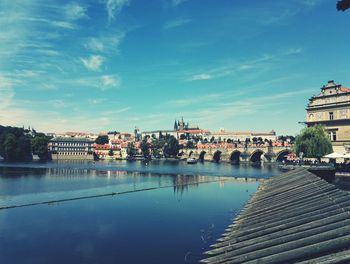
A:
[340,109,348,119]
[329,131,337,141]
[329,112,334,120]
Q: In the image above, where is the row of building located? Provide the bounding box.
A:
[48,80,350,160]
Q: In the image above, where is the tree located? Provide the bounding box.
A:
[4,133,17,161]
[32,134,50,160]
[108,149,114,156]
[126,142,136,158]
[95,135,109,145]
[163,136,180,157]
[186,141,195,149]
[337,0,350,11]
[140,138,150,158]
[295,125,332,160]
[252,137,258,145]
[227,138,232,143]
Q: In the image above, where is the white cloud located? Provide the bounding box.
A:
[172,0,188,7]
[85,38,104,52]
[286,47,303,55]
[101,75,121,89]
[81,55,104,71]
[164,18,191,29]
[0,76,15,110]
[50,21,77,30]
[106,0,130,21]
[297,0,323,7]
[190,73,212,81]
[84,32,125,54]
[64,2,88,20]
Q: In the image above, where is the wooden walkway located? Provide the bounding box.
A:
[201,168,350,264]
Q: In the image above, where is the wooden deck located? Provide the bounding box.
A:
[201,168,350,264]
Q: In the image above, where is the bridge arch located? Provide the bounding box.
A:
[250,149,264,163]
[213,150,222,163]
[230,150,241,164]
[199,151,206,162]
[276,149,290,162]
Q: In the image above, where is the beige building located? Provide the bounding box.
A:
[306,80,350,153]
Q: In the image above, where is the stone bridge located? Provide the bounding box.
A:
[181,146,293,163]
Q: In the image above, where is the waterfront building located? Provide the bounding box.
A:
[94,144,121,160]
[306,80,350,153]
[209,130,277,143]
[49,137,94,160]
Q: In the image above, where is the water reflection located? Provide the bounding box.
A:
[0,164,260,264]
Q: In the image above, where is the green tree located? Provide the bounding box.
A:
[186,141,195,149]
[126,142,136,158]
[140,138,150,158]
[95,135,109,145]
[108,149,114,156]
[17,135,32,161]
[295,125,333,160]
[32,134,50,160]
[163,136,180,158]
[4,133,17,161]
[179,134,186,140]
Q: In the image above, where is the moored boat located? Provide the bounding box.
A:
[187,157,197,164]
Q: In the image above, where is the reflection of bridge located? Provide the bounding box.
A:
[183,146,293,163]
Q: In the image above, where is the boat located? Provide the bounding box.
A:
[187,157,197,164]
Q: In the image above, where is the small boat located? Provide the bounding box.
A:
[187,157,197,164]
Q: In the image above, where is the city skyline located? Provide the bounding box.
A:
[1,0,349,135]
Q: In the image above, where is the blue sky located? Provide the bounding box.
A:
[0,0,349,135]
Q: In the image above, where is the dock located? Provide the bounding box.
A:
[201,168,350,263]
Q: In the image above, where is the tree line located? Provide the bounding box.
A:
[0,125,51,162]
[127,134,180,159]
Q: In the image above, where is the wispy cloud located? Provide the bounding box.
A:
[81,55,104,71]
[0,75,15,110]
[102,107,131,115]
[188,54,276,82]
[84,32,125,54]
[286,47,303,55]
[164,18,191,29]
[64,2,89,20]
[106,0,130,21]
[297,0,324,7]
[57,75,121,91]
[88,98,107,105]
[53,20,76,29]
[101,75,121,89]
[190,73,212,81]
[171,0,188,7]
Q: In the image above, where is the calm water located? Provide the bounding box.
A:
[0,161,282,264]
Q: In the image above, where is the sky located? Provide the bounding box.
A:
[0,0,349,135]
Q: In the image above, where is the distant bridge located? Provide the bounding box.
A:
[182,146,293,163]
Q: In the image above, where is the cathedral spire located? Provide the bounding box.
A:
[174,120,178,131]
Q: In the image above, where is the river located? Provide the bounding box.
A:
[0,160,282,264]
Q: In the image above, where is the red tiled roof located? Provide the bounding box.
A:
[340,86,350,93]
[212,132,252,135]
[177,129,210,134]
